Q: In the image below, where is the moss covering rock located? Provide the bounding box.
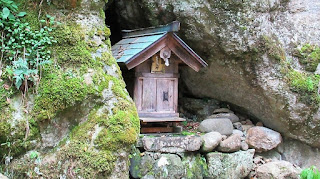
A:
[0,0,139,178]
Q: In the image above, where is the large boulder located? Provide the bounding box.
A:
[256,161,301,179]
[246,126,282,152]
[201,132,222,152]
[217,134,241,152]
[142,136,202,153]
[114,0,320,148]
[198,118,233,135]
[2,1,140,178]
[206,149,255,179]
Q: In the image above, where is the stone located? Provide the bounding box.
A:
[221,135,227,140]
[256,150,282,161]
[136,137,144,148]
[242,124,254,133]
[209,113,239,123]
[198,118,233,135]
[246,127,282,152]
[232,129,244,136]
[206,149,255,179]
[142,136,202,153]
[241,142,249,151]
[153,154,185,179]
[315,63,320,75]
[201,132,222,152]
[256,161,301,179]
[131,152,207,179]
[141,175,155,179]
[256,122,264,126]
[110,150,131,179]
[0,173,8,179]
[245,119,253,125]
[233,122,243,131]
[217,134,241,152]
[213,108,234,114]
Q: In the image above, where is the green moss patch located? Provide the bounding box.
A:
[55,100,139,177]
[295,44,320,72]
[33,68,94,121]
[287,70,320,105]
[51,24,93,66]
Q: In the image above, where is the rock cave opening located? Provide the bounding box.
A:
[105,1,122,46]
[104,1,258,124]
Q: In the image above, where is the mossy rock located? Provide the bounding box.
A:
[286,69,320,106]
[295,44,320,72]
[260,35,286,61]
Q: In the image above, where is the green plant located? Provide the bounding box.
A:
[300,166,320,179]
[29,151,39,159]
[181,131,196,136]
[0,0,57,91]
[182,121,188,126]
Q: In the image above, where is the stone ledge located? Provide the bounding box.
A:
[141,135,202,153]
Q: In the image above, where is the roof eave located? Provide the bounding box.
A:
[172,33,208,67]
[125,33,169,70]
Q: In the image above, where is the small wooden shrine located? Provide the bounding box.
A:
[112,21,207,132]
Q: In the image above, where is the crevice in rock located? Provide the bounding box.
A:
[105,0,122,45]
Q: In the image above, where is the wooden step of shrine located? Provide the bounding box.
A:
[140,117,185,122]
[140,117,185,133]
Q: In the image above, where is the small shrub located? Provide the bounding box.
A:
[300,166,320,179]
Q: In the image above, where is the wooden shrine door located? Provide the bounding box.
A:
[134,77,178,118]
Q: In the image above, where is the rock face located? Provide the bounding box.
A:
[198,118,233,135]
[142,136,202,152]
[179,97,220,120]
[278,138,320,169]
[256,161,301,179]
[206,149,255,179]
[114,0,320,148]
[246,126,282,152]
[201,132,222,152]
[218,134,242,152]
